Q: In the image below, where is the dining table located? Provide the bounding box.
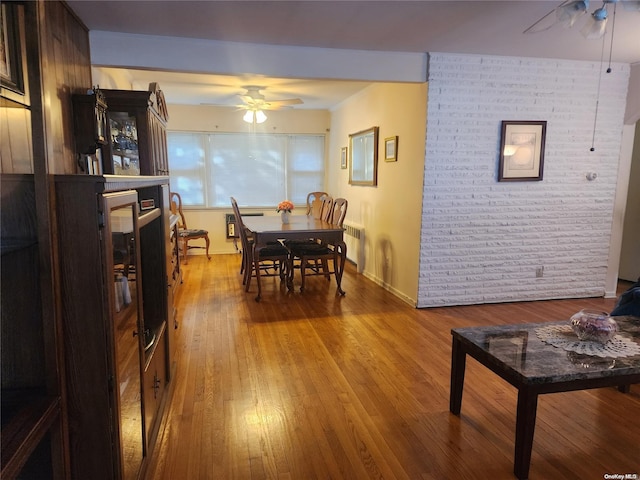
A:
[242,215,347,300]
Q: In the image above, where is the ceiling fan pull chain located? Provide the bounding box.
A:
[590,30,608,152]
[606,1,617,73]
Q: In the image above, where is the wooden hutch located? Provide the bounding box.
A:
[1,3,178,479]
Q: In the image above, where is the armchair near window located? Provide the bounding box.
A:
[170,192,210,264]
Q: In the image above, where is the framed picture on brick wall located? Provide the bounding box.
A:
[498,121,546,181]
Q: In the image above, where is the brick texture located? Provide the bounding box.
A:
[417,53,629,307]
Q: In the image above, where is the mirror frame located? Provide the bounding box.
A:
[349,126,379,186]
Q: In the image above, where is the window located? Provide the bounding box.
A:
[168,132,325,208]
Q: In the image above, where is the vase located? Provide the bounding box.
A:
[281,211,290,224]
[569,309,618,344]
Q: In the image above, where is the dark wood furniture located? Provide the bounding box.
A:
[450,318,640,480]
[287,198,349,293]
[101,86,169,176]
[1,175,66,479]
[1,1,90,477]
[242,215,347,300]
[231,197,290,301]
[54,174,174,480]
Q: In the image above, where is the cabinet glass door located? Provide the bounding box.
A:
[106,192,144,480]
[109,112,140,175]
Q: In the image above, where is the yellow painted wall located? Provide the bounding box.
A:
[328,83,427,305]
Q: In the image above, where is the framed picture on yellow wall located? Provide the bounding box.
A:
[340,146,348,169]
[384,136,398,162]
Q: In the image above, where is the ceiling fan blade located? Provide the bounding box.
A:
[523,0,591,34]
[555,0,589,27]
[580,6,609,39]
[264,98,303,108]
[238,86,303,109]
[523,2,564,33]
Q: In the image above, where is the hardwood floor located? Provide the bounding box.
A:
[146,254,638,480]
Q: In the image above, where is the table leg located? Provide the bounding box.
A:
[334,240,347,296]
[514,388,538,480]
[449,337,466,415]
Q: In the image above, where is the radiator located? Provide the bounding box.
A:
[343,221,365,273]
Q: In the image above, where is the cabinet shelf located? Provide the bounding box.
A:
[0,238,38,256]
[1,392,60,479]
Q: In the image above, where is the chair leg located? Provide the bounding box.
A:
[182,238,189,264]
[300,258,306,292]
[253,255,262,302]
[204,235,211,260]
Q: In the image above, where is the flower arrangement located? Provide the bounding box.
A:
[277,200,294,213]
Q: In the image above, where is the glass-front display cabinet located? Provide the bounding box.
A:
[54,175,172,479]
[101,85,170,176]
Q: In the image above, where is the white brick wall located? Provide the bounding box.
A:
[417,53,630,307]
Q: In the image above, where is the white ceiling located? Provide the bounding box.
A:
[67,1,640,109]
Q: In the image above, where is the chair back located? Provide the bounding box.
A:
[306,191,328,217]
[330,198,348,226]
[170,192,188,230]
[230,197,251,253]
[320,196,334,222]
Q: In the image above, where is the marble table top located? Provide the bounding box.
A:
[451,316,640,385]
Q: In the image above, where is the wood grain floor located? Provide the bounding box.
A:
[146,254,639,480]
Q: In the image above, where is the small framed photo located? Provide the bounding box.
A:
[384,136,398,162]
[498,121,546,181]
[340,146,348,169]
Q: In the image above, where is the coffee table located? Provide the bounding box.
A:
[450,316,640,479]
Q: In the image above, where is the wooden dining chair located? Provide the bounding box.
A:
[170,192,211,264]
[306,191,328,217]
[287,198,348,293]
[231,197,290,301]
[329,198,348,227]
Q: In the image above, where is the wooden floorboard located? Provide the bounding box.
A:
[146,254,638,480]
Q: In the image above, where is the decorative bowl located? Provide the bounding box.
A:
[569,309,618,344]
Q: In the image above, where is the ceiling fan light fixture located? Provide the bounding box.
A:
[242,109,268,124]
[242,110,254,123]
[255,110,267,124]
[556,0,590,27]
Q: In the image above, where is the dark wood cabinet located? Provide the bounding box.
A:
[54,174,173,480]
[1,174,66,479]
[101,86,169,177]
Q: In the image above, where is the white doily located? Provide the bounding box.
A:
[535,324,640,358]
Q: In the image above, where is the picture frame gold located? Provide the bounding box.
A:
[340,146,348,169]
[498,121,546,181]
[384,136,398,162]
[349,126,379,186]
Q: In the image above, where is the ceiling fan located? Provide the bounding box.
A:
[237,85,303,111]
[234,85,303,124]
[524,0,640,38]
[524,0,640,152]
